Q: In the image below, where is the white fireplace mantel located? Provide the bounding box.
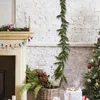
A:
[0,31,32,100]
[0,31,32,40]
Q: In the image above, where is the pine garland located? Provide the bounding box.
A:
[0,25,29,31]
[54,0,69,87]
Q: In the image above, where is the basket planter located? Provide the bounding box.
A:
[37,88,64,100]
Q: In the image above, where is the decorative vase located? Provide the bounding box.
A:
[37,88,64,100]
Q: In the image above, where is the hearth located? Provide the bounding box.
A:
[0,56,15,100]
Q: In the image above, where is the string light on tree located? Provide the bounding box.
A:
[98,56,100,59]
[90,59,94,63]
[95,82,99,87]
[87,79,91,83]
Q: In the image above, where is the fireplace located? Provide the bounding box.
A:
[0,44,27,100]
[0,31,32,100]
[0,56,15,100]
[0,46,28,100]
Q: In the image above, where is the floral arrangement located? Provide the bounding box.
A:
[0,24,29,31]
[36,71,52,88]
[21,65,53,98]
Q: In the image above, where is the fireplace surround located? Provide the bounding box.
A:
[0,32,32,100]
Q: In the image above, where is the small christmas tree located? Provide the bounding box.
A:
[85,37,100,99]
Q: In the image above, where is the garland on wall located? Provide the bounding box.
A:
[0,36,33,49]
[54,0,69,87]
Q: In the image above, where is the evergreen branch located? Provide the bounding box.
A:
[59,77,63,87]
[54,61,62,65]
[54,65,62,75]
[20,83,32,95]
[63,75,67,84]
[33,85,43,98]
[54,0,69,87]
[57,15,61,18]
[55,69,64,80]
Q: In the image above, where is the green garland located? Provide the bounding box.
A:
[0,25,29,31]
[54,0,69,87]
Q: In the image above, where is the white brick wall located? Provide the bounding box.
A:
[16,0,100,43]
[16,0,100,87]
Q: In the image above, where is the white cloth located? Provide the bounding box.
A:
[64,88,82,100]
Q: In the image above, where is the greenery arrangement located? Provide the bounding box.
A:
[54,0,69,87]
[0,24,29,31]
[84,37,100,99]
[21,66,53,98]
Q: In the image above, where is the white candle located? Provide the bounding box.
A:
[28,16,30,31]
[12,95,16,100]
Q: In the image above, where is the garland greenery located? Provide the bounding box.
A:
[0,25,29,31]
[54,0,69,87]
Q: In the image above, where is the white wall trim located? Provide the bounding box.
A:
[27,42,95,47]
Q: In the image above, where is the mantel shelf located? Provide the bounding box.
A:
[0,31,33,40]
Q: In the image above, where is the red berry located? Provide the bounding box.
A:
[98,38,100,41]
[43,72,47,76]
[87,65,91,69]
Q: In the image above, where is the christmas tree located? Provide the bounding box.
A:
[85,37,100,99]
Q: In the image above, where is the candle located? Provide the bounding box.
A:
[12,95,16,100]
[28,16,30,31]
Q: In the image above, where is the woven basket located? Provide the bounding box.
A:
[37,88,64,100]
